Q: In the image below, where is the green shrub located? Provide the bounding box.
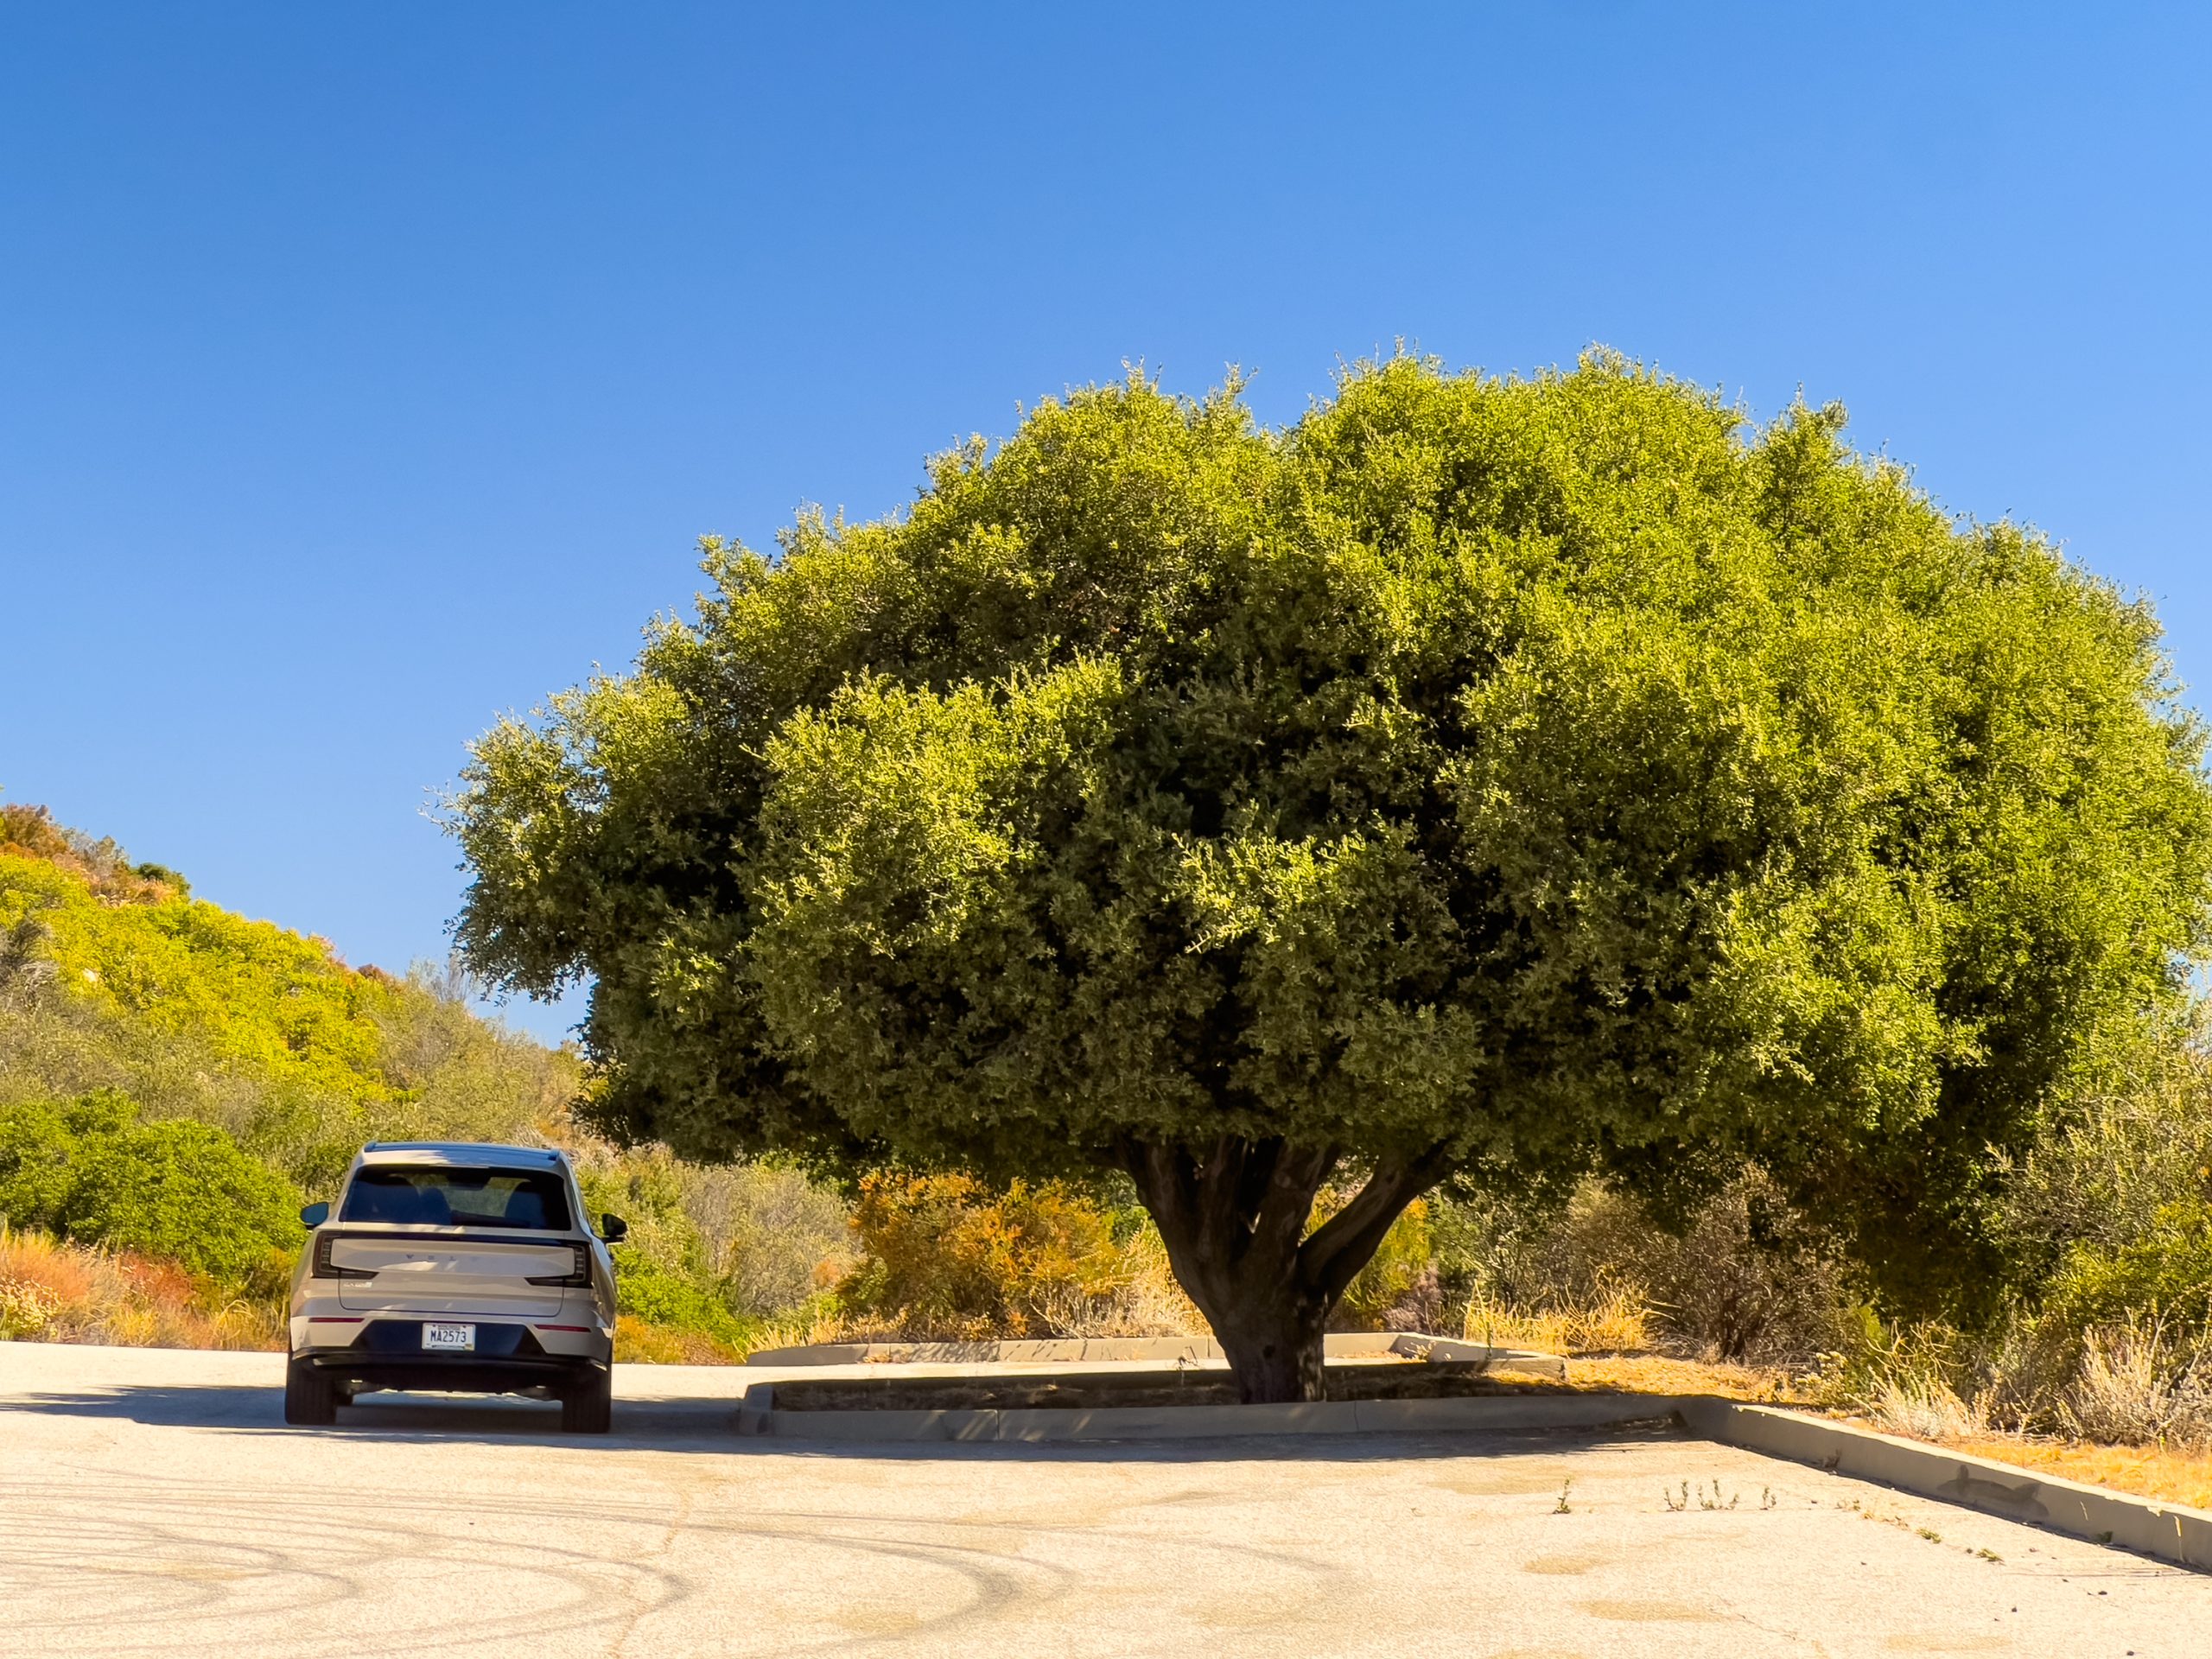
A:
[575,1148,766,1346]
[608,1247,753,1348]
[2042,1205,2212,1336]
[0,1092,305,1282]
[0,1097,78,1223]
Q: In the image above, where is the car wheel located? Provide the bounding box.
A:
[283,1357,338,1427]
[561,1368,613,1434]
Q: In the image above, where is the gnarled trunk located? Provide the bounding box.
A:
[1123,1135,1451,1404]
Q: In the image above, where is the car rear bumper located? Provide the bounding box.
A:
[295,1319,610,1395]
[308,1354,606,1395]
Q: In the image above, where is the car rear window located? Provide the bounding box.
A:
[340,1166,572,1230]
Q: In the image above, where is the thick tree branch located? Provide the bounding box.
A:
[1249,1142,1337,1268]
[1297,1142,1456,1300]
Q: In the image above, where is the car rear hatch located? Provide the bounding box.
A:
[331,1232,578,1318]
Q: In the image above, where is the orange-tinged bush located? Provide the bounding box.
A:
[0,1226,283,1350]
[612,1313,744,1365]
[1332,1194,1437,1330]
[837,1173,1175,1340]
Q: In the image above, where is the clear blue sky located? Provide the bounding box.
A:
[6,4,2208,1041]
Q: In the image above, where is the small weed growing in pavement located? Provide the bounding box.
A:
[1917,1528,1943,1542]
[1553,1478,1573,1515]
[1662,1479,1747,1511]
[1976,1548,2003,1563]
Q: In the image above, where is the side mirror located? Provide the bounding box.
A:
[299,1201,331,1228]
[599,1213,628,1243]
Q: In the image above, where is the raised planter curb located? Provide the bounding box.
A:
[734,1382,1678,1442]
[1681,1398,2212,1572]
[746,1332,1567,1380]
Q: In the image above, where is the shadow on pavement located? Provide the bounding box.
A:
[1,1380,1687,1462]
[3,1383,750,1446]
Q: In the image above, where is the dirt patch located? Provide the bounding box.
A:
[1576,1598,1724,1623]
[771,1362,1579,1412]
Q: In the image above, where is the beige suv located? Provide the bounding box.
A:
[286,1142,623,1433]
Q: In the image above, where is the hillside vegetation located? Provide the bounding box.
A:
[0,804,849,1355]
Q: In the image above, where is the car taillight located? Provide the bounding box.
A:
[526,1243,591,1287]
[312,1235,376,1280]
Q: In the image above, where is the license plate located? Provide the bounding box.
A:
[422,1322,476,1352]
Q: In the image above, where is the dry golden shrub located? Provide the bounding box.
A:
[1462,1284,1651,1356]
[2056,1320,2212,1450]
[613,1313,742,1365]
[836,1173,1201,1341]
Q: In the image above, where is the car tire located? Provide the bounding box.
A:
[283,1357,338,1427]
[561,1367,613,1434]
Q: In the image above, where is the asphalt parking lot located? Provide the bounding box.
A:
[2,1340,2205,1657]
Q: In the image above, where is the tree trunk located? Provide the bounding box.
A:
[1206,1285,1330,1404]
[1123,1135,1452,1404]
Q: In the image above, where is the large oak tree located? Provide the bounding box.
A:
[449,354,2212,1402]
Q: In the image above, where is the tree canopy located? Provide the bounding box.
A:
[450,353,2212,1400]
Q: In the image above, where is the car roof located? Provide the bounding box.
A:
[355,1141,567,1168]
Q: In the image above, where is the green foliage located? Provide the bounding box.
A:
[607,1249,754,1348]
[1,851,391,1101]
[0,1098,79,1222]
[2043,1207,2212,1335]
[452,352,2212,1344]
[1973,1022,2212,1406]
[575,1151,764,1346]
[0,1091,304,1282]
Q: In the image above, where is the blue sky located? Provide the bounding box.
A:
[5,4,2208,1041]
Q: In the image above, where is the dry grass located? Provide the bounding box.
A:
[1936,1434,2212,1514]
[1564,1351,1808,1402]
[1022,1228,1205,1339]
[0,1226,283,1351]
[1463,1286,1651,1357]
[1866,1375,1989,1441]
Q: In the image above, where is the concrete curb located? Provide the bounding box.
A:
[746,1332,1567,1380]
[734,1382,1677,1442]
[1681,1398,2212,1572]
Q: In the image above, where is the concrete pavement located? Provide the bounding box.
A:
[2,1339,2206,1656]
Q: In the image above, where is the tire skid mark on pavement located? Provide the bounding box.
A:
[0,1468,1385,1657]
